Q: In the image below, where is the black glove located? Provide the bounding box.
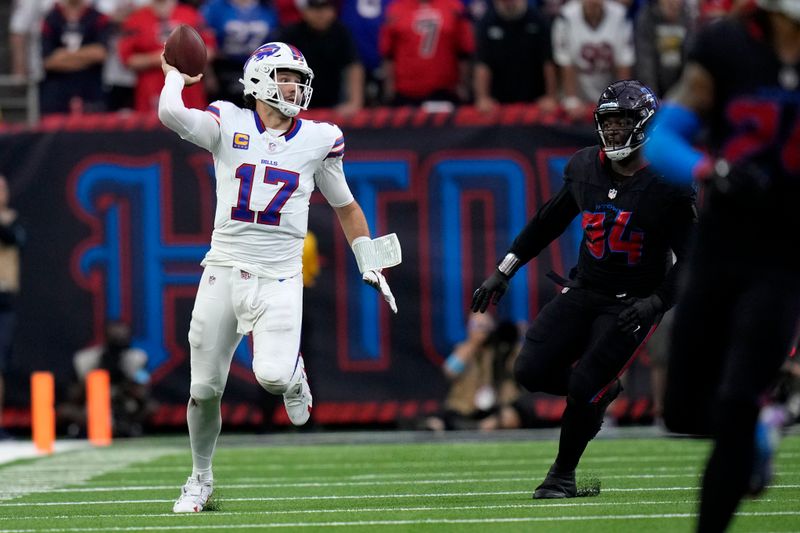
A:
[617,294,663,335]
[471,270,510,313]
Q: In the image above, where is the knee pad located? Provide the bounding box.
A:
[190,383,222,403]
[253,359,293,395]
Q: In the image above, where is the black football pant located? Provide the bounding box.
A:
[663,242,800,533]
[514,287,654,472]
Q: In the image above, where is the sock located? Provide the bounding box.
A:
[187,396,222,481]
[554,397,609,472]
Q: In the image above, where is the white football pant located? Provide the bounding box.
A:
[185,265,304,477]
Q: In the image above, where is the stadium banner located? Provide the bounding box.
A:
[0,109,612,428]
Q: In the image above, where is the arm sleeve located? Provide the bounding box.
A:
[652,190,697,309]
[315,157,355,208]
[158,70,221,152]
[507,181,580,265]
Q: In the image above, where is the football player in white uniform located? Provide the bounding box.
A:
[158,41,401,513]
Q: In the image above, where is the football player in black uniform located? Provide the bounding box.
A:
[472,80,696,498]
[646,1,800,531]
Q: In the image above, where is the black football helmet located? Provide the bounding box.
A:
[594,80,659,161]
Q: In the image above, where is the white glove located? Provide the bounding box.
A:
[362,269,397,314]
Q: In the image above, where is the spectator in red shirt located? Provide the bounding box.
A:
[379,0,475,105]
[118,0,215,112]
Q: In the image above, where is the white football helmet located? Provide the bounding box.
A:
[240,42,314,117]
[757,0,800,22]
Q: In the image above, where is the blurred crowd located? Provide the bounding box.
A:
[4,0,755,120]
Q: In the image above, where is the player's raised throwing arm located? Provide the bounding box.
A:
[158,55,220,152]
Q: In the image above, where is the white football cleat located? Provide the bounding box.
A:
[284,355,312,426]
[173,475,213,513]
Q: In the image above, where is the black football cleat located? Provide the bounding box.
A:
[533,466,576,499]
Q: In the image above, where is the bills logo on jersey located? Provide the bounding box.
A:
[233,133,250,150]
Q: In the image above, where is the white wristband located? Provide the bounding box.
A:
[497,253,520,277]
[352,234,402,274]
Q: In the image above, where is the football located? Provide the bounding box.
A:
[164,24,207,77]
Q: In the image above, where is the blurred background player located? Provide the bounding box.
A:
[646,1,800,531]
[472,80,696,498]
[159,41,399,512]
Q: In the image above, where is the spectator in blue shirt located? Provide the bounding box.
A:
[201,0,279,105]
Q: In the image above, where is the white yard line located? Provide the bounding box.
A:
[7,499,788,522]
[0,441,89,465]
[1,485,799,507]
[0,447,180,502]
[6,450,798,475]
[1,511,800,532]
[9,470,800,493]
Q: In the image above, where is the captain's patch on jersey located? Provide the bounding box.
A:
[233,133,250,150]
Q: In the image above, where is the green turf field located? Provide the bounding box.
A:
[0,431,798,532]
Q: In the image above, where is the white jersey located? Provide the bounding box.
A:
[552,0,635,101]
[158,71,354,279]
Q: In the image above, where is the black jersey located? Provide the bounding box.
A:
[688,14,800,266]
[508,146,696,307]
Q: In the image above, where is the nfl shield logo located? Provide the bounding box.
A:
[608,188,618,199]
